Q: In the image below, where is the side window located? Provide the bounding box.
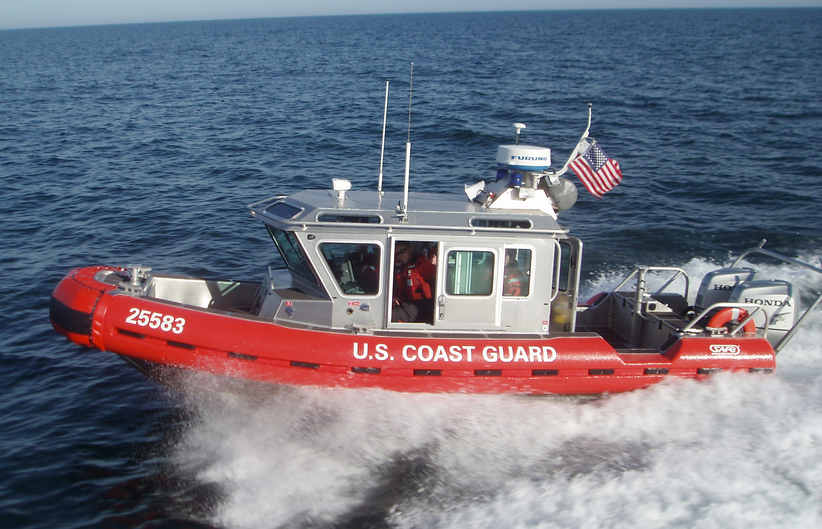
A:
[557,242,571,292]
[503,249,531,297]
[320,243,381,295]
[267,226,318,284]
[446,250,494,296]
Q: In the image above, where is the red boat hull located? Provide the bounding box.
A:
[51,267,776,395]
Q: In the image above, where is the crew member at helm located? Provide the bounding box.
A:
[392,241,437,323]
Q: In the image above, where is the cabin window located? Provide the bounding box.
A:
[320,243,381,295]
[557,241,572,292]
[265,202,302,219]
[446,250,494,296]
[266,227,318,284]
[503,249,531,297]
[470,218,532,229]
[317,214,381,224]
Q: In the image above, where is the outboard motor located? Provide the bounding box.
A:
[695,267,796,346]
[729,279,796,346]
[694,267,759,310]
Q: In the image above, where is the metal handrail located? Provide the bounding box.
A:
[247,194,288,212]
[732,239,822,276]
[613,266,690,300]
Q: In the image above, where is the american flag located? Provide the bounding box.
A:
[569,140,623,199]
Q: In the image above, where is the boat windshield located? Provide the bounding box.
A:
[266,226,318,284]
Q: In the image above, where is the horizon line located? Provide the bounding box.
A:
[2,5,820,32]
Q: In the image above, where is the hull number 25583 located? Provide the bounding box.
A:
[125,308,185,334]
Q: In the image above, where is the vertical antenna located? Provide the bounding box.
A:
[400,63,413,221]
[406,63,413,144]
[378,80,389,195]
[514,122,526,145]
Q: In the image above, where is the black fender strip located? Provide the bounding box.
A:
[49,296,93,336]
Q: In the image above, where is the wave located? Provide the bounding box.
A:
[165,255,822,529]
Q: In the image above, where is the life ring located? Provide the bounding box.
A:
[706,307,756,333]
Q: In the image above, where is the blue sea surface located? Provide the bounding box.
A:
[2,9,822,528]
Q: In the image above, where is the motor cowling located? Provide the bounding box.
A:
[696,267,796,346]
[694,267,759,311]
[729,279,796,333]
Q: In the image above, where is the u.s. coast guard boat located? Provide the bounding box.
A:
[50,102,822,394]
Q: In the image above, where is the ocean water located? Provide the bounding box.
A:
[2,8,822,528]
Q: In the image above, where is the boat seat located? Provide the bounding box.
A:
[650,292,689,315]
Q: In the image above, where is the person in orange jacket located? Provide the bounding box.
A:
[503,250,529,297]
[392,242,437,322]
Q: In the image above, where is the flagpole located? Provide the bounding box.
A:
[582,102,593,139]
[552,103,594,177]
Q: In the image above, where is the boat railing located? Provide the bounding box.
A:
[679,302,769,337]
[732,239,822,275]
[247,195,289,215]
[614,266,690,301]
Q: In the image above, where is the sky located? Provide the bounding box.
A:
[2,0,820,31]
